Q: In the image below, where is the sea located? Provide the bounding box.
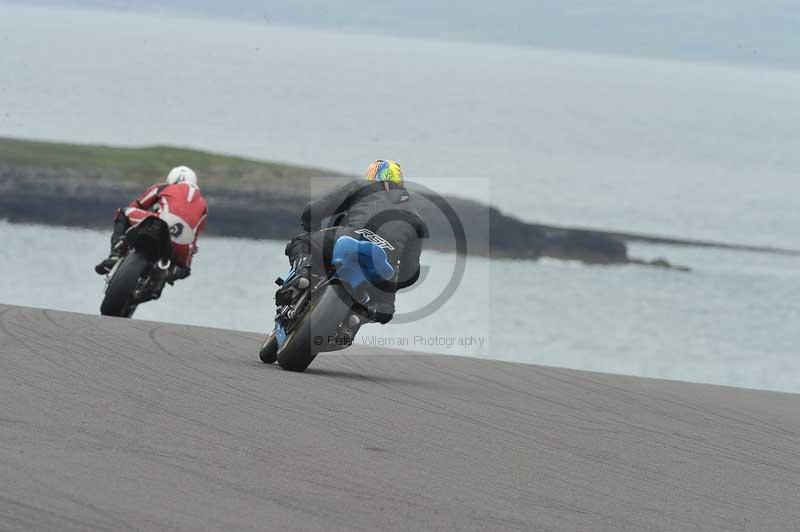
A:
[1,4,799,393]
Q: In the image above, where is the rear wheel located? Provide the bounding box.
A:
[277,284,352,372]
[100,251,150,317]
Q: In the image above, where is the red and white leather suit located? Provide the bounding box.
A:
[124,182,208,267]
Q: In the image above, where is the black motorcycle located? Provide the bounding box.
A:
[100,217,175,318]
[260,235,396,372]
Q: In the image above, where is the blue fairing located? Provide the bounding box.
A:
[275,323,288,350]
[331,236,395,290]
[282,266,297,285]
[274,267,295,350]
[274,237,394,348]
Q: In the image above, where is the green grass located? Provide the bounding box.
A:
[0,137,341,187]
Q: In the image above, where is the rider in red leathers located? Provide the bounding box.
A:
[94,166,208,284]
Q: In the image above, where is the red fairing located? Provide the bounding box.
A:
[124,182,208,267]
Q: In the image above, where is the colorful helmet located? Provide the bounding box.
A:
[166,166,198,187]
[365,160,403,185]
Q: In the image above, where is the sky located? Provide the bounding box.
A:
[6,0,800,69]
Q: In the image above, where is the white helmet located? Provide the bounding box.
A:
[165,166,198,187]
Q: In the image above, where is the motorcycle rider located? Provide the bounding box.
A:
[277,159,425,324]
[94,166,208,287]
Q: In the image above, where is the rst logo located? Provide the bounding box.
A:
[354,229,395,251]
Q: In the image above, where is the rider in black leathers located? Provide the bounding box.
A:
[279,160,425,324]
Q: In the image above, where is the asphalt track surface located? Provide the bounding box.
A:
[1,304,799,531]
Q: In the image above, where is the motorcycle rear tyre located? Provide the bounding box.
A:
[277,284,351,372]
[100,251,149,318]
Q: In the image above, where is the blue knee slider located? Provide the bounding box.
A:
[331,236,396,290]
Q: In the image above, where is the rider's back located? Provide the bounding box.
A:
[144,182,208,264]
[344,183,423,252]
[303,180,425,258]
[156,182,207,228]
